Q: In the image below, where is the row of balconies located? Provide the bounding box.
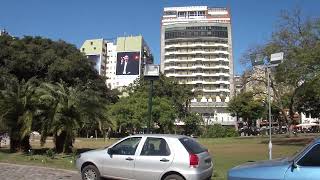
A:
[166,72,230,77]
[164,50,229,56]
[178,80,230,85]
[191,96,230,103]
[164,43,228,49]
[165,57,229,63]
[164,65,229,71]
[191,88,230,93]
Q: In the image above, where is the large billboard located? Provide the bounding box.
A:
[116,52,140,75]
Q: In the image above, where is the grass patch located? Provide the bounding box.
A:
[0,135,317,180]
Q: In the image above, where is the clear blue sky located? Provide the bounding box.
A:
[1,0,319,75]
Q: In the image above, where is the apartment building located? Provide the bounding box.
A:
[161,6,235,126]
[81,36,153,90]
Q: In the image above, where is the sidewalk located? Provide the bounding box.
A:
[0,162,80,180]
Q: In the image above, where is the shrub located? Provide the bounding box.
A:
[46,149,56,159]
[202,124,238,138]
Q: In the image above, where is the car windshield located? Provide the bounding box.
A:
[288,138,317,162]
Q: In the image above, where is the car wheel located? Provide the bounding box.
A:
[164,174,184,180]
[81,164,101,180]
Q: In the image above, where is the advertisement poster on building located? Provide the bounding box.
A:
[116,52,140,75]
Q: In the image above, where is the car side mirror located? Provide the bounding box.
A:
[291,160,298,172]
[107,148,114,155]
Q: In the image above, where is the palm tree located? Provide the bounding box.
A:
[37,82,81,153]
[37,82,110,153]
[0,77,36,152]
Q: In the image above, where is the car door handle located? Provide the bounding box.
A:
[125,157,134,161]
[160,158,169,162]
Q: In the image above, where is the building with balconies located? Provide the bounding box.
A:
[80,39,108,76]
[161,6,235,126]
[81,36,153,90]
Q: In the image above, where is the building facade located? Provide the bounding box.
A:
[81,36,153,90]
[234,75,243,95]
[115,35,154,89]
[80,39,108,76]
[161,6,235,126]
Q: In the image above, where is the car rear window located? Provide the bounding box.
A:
[179,137,206,154]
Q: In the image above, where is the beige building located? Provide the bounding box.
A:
[161,6,235,126]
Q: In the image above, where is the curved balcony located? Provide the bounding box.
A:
[179,80,230,85]
[165,43,229,49]
[164,50,229,56]
[165,72,230,78]
[163,65,230,71]
[164,57,229,63]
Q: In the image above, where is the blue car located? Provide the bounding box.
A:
[228,138,320,180]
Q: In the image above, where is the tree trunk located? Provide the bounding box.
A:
[9,128,31,153]
[54,131,73,153]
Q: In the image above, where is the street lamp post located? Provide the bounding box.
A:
[144,64,160,134]
[252,52,283,160]
[267,66,272,160]
[147,80,154,134]
[267,52,284,160]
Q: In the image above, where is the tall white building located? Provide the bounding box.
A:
[105,42,118,89]
[161,6,236,126]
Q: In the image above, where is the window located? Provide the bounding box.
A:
[198,11,205,16]
[298,144,320,166]
[93,47,96,50]
[189,11,196,17]
[81,48,85,52]
[111,137,142,155]
[178,11,186,17]
[179,137,206,154]
[90,41,93,45]
[141,138,170,156]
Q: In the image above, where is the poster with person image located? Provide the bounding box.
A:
[116,52,140,75]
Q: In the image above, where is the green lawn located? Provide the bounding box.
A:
[0,135,316,180]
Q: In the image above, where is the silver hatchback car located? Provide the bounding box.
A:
[76,134,213,180]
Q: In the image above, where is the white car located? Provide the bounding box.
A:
[76,134,213,180]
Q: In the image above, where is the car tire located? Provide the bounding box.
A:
[81,164,101,180]
[164,174,184,180]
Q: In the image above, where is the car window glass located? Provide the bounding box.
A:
[112,137,141,155]
[179,137,206,154]
[298,144,320,166]
[140,138,171,156]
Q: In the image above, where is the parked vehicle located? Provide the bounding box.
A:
[228,137,320,180]
[76,134,213,180]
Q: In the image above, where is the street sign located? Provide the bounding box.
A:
[270,52,284,62]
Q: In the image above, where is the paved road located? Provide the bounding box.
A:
[0,163,81,180]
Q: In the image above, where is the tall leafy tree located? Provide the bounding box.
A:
[241,9,320,133]
[0,76,37,152]
[228,91,265,127]
[36,82,82,153]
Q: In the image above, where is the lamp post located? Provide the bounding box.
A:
[144,64,160,134]
[252,52,283,160]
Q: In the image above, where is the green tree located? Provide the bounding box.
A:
[0,77,37,152]
[296,75,320,118]
[109,74,195,134]
[228,92,265,127]
[0,35,118,152]
[183,113,202,136]
[36,82,82,153]
[241,9,320,134]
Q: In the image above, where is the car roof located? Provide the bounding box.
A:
[128,134,188,139]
